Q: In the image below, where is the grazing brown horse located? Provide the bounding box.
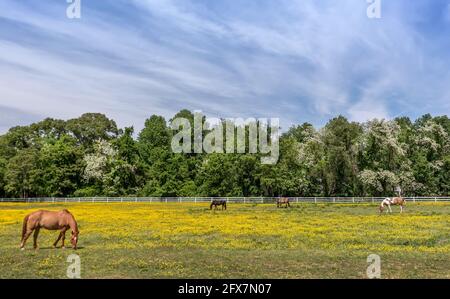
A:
[210,200,227,210]
[380,197,406,214]
[20,209,79,250]
[277,197,290,208]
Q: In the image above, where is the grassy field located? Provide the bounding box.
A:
[0,202,449,279]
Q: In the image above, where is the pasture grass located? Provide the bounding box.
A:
[0,202,449,278]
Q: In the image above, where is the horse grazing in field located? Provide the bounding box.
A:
[210,200,227,210]
[380,197,406,214]
[20,209,79,250]
[277,198,291,208]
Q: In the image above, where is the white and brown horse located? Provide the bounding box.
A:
[380,197,406,214]
[20,209,79,250]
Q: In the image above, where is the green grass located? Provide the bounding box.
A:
[0,202,449,279]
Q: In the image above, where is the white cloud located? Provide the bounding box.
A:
[0,0,449,134]
[348,99,389,123]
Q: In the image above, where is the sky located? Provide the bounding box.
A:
[0,0,449,134]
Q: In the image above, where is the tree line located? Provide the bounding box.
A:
[0,110,449,198]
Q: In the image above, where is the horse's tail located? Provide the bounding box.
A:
[21,214,29,240]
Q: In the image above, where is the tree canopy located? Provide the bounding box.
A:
[0,112,449,198]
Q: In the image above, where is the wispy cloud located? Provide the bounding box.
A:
[0,0,449,134]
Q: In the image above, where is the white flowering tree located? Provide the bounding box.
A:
[409,118,450,194]
[83,140,116,183]
[81,137,140,196]
[357,119,408,195]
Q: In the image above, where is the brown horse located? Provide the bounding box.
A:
[380,197,406,214]
[20,209,79,250]
[277,197,290,208]
[210,200,227,210]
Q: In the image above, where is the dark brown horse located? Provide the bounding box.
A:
[20,209,79,250]
[277,197,290,208]
[210,200,227,210]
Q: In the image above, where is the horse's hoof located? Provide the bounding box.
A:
[61,246,66,250]
[20,247,25,251]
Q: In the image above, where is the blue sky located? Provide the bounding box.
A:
[0,0,449,133]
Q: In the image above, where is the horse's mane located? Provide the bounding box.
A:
[62,209,76,221]
[62,209,79,233]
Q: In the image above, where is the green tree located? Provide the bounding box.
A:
[321,116,362,196]
[1,111,450,198]
[66,113,118,148]
[31,118,67,139]
[197,154,241,196]
[5,148,41,197]
[0,157,6,197]
[115,127,139,164]
[38,135,84,197]
[139,116,171,150]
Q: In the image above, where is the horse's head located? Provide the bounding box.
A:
[395,197,406,205]
[401,197,406,208]
[71,231,79,250]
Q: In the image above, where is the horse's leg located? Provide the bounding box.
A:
[400,205,403,213]
[388,205,392,213]
[61,229,67,249]
[33,227,40,250]
[53,231,63,248]
[20,229,34,250]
